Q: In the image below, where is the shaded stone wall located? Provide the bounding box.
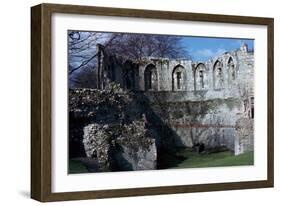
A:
[138,93,244,151]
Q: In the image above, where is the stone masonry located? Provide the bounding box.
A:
[69,85,157,171]
[93,43,254,155]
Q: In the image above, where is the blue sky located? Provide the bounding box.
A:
[181,36,254,61]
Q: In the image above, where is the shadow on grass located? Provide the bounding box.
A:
[157,148,187,169]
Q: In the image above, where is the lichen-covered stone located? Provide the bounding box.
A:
[115,120,157,170]
[83,119,157,171]
[69,83,131,121]
[83,124,112,170]
[234,117,254,155]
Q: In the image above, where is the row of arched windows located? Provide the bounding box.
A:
[144,57,236,91]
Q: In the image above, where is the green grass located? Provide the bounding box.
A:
[172,150,254,169]
[69,150,254,173]
[68,159,89,174]
[158,149,254,169]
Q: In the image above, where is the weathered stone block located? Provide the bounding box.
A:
[83,120,157,172]
[234,117,254,155]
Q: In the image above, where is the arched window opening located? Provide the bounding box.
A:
[213,60,223,90]
[194,63,206,91]
[123,62,135,90]
[145,70,152,89]
[199,70,204,88]
[172,65,185,91]
[144,64,158,91]
[227,57,236,84]
[176,72,181,89]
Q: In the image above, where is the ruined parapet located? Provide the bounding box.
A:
[234,117,254,155]
[96,43,254,97]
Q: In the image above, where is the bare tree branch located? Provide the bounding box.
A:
[69,34,119,75]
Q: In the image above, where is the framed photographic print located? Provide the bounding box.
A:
[31,3,274,202]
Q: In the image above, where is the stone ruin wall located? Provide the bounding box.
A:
[142,93,243,151]
[97,43,254,95]
[92,44,255,154]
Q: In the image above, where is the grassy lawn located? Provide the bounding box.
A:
[175,150,253,168]
[158,149,254,169]
[69,150,254,173]
[68,159,89,174]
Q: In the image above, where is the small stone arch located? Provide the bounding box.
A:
[172,65,185,91]
[227,56,236,85]
[194,63,207,91]
[144,64,158,91]
[213,60,224,90]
